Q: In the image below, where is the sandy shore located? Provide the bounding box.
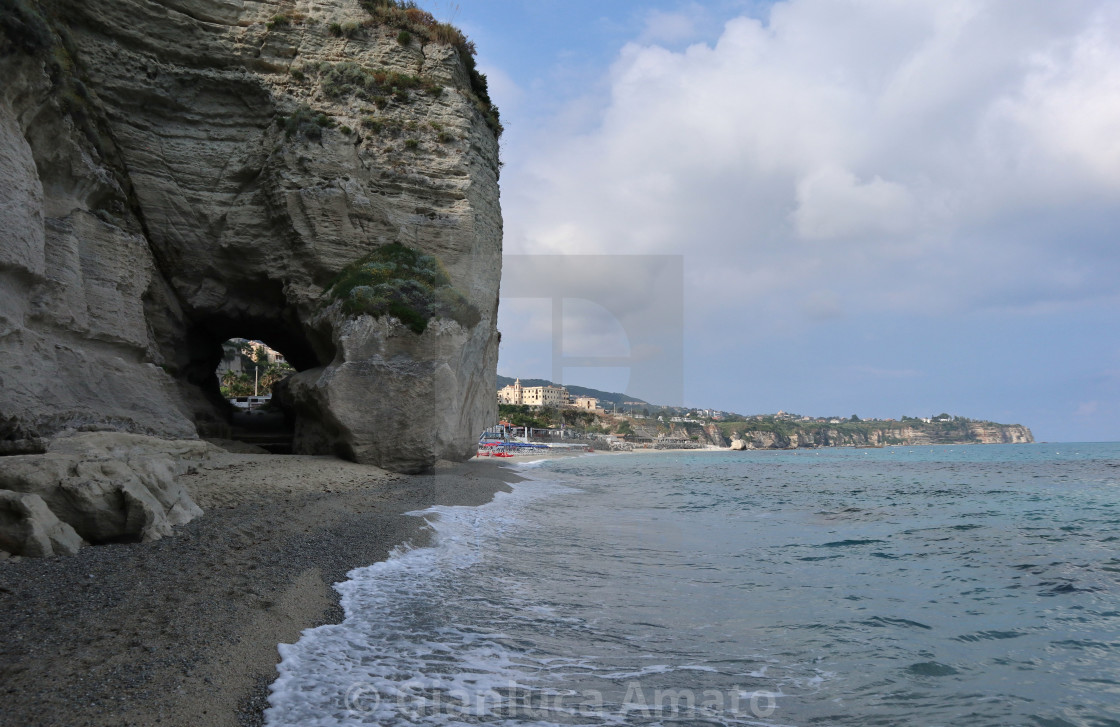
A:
[0,452,521,727]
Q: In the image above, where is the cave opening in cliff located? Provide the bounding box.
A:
[212,337,298,454]
[182,307,330,455]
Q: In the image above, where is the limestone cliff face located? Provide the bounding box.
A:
[965,422,1033,444]
[703,423,729,448]
[731,422,1034,450]
[0,0,501,471]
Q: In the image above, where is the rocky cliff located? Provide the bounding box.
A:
[725,421,1034,450]
[0,0,502,472]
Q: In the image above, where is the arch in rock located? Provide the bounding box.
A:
[0,0,501,472]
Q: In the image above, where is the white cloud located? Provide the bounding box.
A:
[992,6,1120,189]
[792,167,916,240]
[500,0,1120,327]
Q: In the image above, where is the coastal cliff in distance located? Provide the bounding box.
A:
[0,0,501,473]
[720,419,1034,450]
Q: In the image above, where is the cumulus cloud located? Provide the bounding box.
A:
[792,167,917,240]
[500,0,1120,327]
[994,14,1120,189]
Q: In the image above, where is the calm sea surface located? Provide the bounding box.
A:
[266,443,1120,726]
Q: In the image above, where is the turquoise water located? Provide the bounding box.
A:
[266,443,1120,726]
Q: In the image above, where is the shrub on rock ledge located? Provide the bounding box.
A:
[280,104,335,141]
[328,243,480,334]
[355,0,501,137]
[318,61,442,103]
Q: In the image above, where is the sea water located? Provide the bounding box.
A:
[265,443,1120,726]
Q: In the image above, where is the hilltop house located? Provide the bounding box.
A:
[572,396,600,411]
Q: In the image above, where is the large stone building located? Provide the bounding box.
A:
[498,379,569,408]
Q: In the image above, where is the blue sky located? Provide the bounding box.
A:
[427,1,1120,442]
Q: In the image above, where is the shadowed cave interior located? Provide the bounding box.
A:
[187,314,332,455]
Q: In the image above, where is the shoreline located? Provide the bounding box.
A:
[473,445,727,461]
[0,453,521,727]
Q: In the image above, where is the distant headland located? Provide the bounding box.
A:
[495,376,1033,449]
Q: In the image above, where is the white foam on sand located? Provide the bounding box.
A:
[264,473,573,727]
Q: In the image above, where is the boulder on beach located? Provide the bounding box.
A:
[0,433,212,553]
[0,490,83,557]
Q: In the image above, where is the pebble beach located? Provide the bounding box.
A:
[0,452,519,727]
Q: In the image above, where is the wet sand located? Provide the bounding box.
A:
[0,453,521,727]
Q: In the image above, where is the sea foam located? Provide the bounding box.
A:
[264,475,570,727]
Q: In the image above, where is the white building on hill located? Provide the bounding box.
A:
[498,379,570,408]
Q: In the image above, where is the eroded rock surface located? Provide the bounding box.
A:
[0,432,212,548]
[0,489,83,556]
[0,0,501,472]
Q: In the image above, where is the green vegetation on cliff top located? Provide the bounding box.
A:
[327,243,479,334]
[715,415,1024,445]
[355,0,501,136]
[498,404,607,433]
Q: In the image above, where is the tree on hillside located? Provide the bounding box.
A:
[221,370,254,397]
[498,404,550,430]
[562,409,597,429]
[220,360,294,399]
[259,361,295,392]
